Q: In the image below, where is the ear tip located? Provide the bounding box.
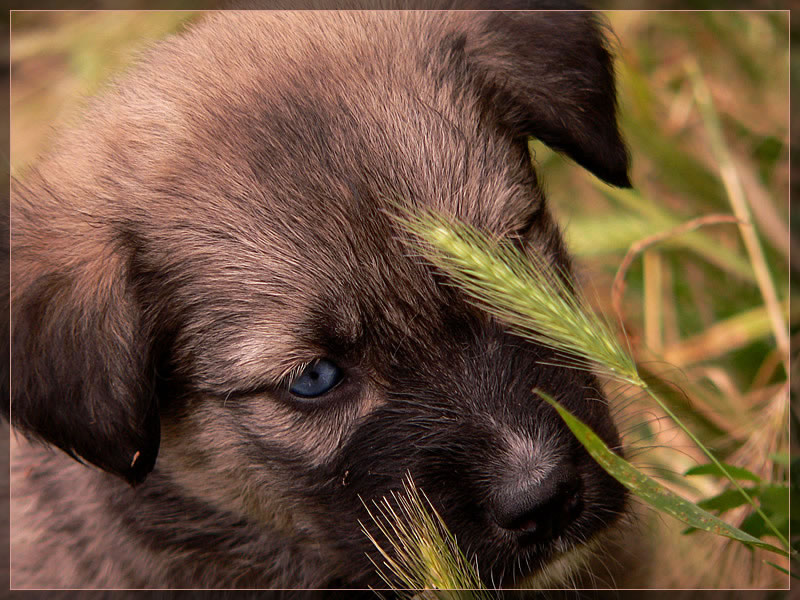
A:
[606,170,633,189]
[75,442,158,485]
[124,448,158,485]
[578,150,631,188]
[596,141,632,188]
[125,470,152,487]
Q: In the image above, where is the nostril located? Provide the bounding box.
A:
[492,464,583,544]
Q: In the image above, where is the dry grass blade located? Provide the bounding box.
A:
[687,59,790,375]
[611,214,742,320]
[662,298,796,367]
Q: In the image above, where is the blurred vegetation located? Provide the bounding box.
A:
[10,12,199,176]
[9,10,794,591]
[536,11,793,589]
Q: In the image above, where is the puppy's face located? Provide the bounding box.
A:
[11,11,631,588]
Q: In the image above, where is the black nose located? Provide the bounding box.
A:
[492,462,583,544]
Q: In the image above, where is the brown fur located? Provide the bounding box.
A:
[9,9,634,591]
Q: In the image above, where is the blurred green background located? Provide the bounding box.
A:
[9,10,794,589]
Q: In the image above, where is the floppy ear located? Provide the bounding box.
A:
[458,9,631,187]
[8,178,160,485]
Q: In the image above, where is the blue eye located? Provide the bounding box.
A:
[288,359,343,398]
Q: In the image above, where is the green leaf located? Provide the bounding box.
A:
[740,511,768,540]
[769,452,791,467]
[759,484,791,540]
[537,390,790,558]
[690,483,789,536]
[685,463,762,482]
[740,509,789,542]
[697,488,758,513]
[760,484,790,516]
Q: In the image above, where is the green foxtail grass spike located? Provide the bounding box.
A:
[396,208,642,386]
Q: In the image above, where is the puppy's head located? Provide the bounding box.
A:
[10,11,630,588]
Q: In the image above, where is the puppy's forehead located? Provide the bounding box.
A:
[129,12,548,389]
[147,11,540,228]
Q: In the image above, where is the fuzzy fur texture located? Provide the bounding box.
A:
[9,9,633,591]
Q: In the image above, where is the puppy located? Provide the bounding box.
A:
[9,9,633,590]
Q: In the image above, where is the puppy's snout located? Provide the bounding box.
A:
[492,462,583,544]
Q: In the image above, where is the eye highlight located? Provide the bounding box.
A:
[288,359,343,398]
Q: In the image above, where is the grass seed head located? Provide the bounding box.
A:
[398,209,643,386]
[361,475,491,598]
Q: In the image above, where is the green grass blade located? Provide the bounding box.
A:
[685,463,762,482]
[641,386,791,550]
[565,214,659,256]
[537,390,790,558]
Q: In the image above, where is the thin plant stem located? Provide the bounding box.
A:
[687,59,790,376]
[643,250,663,353]
[611,213,742,321]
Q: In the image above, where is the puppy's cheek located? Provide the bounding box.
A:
[309,386,629,588]
[157,384,385,531]
[157,399,302,533]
